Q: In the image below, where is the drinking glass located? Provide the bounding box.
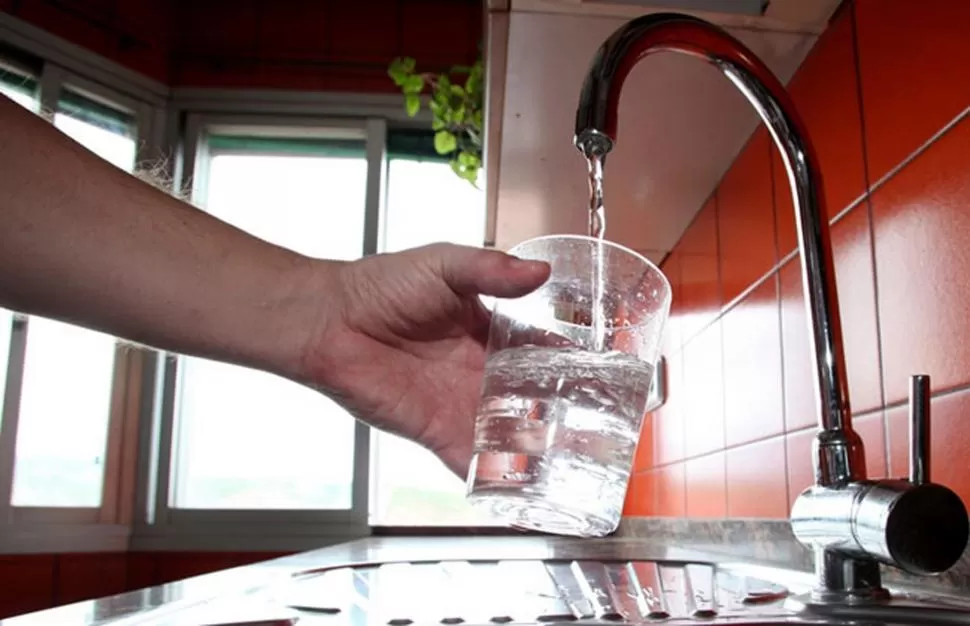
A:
[465,234,671,537]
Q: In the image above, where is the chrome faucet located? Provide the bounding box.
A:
[574,13,969,603]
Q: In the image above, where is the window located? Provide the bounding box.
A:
[0,63,39,431]
[0,62,38,112]
[170,130,367,511]
[368,130,494,526]
[11,89,137,507]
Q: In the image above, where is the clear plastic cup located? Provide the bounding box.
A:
[465,234,671,537]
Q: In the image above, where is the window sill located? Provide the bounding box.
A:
[129,523,370,552]
[0,523,130,554]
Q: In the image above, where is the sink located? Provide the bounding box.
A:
[259,558,970,626]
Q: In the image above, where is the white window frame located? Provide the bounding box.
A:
[128,112,389,550]
[0,41,163,551]
[0,11,514,553]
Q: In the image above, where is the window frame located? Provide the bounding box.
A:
[0,59,157,532]
[128,113,388,548]
[0,15,521,551]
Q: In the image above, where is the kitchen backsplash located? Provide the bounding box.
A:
[623,0,970,520]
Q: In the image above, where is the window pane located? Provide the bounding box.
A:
[172,138,366,510]
[0,65,38,112]
[0,311,12,433]
[11,91,135,507]
[370,155,495,526]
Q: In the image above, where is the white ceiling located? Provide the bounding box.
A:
[494,0,842,262]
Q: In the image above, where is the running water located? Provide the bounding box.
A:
[586,154,608,350]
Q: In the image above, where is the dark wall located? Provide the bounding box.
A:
[0,0,482,91]
[0,551,291,620]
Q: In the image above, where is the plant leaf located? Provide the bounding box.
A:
[403,75,424,94]
[434,130,458,155]
[405,94,420,117]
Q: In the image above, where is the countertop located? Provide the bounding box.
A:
[0,534,794,626]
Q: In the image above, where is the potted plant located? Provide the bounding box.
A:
[388,56,484,187]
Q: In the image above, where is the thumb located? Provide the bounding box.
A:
[431,244,550,298]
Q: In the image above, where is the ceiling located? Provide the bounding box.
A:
[493,0,843,263]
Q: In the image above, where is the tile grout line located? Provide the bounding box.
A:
[648,381,970,474]
[847,0,892,476]
[867,105,970,198]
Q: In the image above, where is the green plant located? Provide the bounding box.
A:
[388,56,484,186]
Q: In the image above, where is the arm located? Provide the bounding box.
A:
[0,94,330,380]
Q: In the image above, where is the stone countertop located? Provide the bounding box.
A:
[0,533,793,626]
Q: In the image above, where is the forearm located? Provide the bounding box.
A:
[0,95,335,379]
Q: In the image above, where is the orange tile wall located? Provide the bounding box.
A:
[623,0,970,519]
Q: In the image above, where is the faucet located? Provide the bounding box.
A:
[574,13,969,603]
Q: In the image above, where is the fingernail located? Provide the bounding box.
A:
[508,257,545,271]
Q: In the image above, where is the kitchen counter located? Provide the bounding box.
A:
[4,520,968,626]
[0,533,809,626]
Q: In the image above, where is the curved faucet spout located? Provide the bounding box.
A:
[573,13,863,489]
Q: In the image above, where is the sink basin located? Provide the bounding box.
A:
[111,557,970,626]
[265,558,970,626]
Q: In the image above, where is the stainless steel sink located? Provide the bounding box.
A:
[257,558,970,626]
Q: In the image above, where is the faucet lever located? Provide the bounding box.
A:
[908,374,931,485]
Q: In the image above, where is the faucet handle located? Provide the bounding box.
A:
[908,374,931,485]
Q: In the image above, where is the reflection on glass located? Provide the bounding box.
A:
[0,66,38,112]
[12,91,135,507]
[0,310,11,433]
[0,69,38,439]
[369,157,496,526]
[173,145,365,510]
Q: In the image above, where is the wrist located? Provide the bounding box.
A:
[263,256,345,385]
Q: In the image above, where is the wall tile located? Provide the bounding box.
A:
[660,249,683,354]
[653,352,685,465]
[779,258,815,432]
[856,0,970,184]
[683,320,725,457]
[655,464,686,517]
[830,204,883,412]
[888,389,970,506]
[785,428,814,508]
[624,471,654,516]
[726,437,788,519]
[718,129,777,305]
[330,1,399,61]
[125,553,156,592]
[0,555,55,619]
[722,277,784,447]
[679,197,721,342]
[773,4,867,256]
[686,452,726,518]
[779,203,883,427]
[872,118,970,404]
[633,413,654,473]
[56,553,128,605]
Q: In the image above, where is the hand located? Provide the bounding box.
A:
[300,243,550,477]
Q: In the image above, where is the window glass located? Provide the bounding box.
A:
[0,64,38,112]
[12,89,135,507]
[0,64,38,431]
[369,134,494,526]
[171,134,366,510]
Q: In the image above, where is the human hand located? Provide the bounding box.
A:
[298,243,550,477]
